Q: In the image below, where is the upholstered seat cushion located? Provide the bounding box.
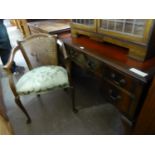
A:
[16,66,69,95]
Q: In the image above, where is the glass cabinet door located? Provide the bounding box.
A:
[71,19,97,32]
[72,19,94,26]
[97,19,152,43]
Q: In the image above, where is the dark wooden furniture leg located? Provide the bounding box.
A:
[69,86,78,113]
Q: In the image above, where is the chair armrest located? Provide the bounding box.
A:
[57,39,72,83]
[3,46,20,74]
[57,39,68,60]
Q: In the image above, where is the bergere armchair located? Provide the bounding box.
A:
[4,33,78,123]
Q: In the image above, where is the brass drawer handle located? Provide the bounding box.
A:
[87,61,95,69]
[109,89,122,101]
[119,79,126,85]
[110,73,126,86]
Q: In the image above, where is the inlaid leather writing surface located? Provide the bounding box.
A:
[60,34,155,82]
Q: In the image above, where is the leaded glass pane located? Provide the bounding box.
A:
[99,19,147,37]
[72,19,94,26]
[108,21,115,30]
[116,22,123,32]
[124,23,133,33]
[134,24,145,36]
[101,20,108,29]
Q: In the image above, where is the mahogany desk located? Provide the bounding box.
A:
[59,34,155,124]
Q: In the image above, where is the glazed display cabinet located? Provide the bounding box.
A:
[71,19,155,61]
[71,19,97,35]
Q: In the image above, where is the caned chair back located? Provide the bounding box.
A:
[18,33,58,69]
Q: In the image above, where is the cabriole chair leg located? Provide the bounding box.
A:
[15,96,31,124]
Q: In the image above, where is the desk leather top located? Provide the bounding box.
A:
[60,33,155,82]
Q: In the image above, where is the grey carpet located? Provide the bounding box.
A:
[0,67,124,135]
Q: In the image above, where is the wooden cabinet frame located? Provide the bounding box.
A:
[71,19,155,61]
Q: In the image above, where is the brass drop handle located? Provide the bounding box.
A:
[111,73,119,85]
[111,73,126,86]
[119,79,126,86]
[109,89,122,101]
[87,61,95,69]
[87,61,91,66]
[111,73,115,79]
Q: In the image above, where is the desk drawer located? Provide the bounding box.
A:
[70,49,87,67]
[85,55,103,74]
[102,81,138,120]
[69,49,103,74]
[103,66,139,93]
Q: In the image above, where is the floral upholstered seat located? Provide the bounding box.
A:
[16,66,69,95]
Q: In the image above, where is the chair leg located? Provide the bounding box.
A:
[15,96,31,124]
[69,86,78,113]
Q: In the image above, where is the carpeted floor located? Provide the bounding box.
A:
[1,68,124,134]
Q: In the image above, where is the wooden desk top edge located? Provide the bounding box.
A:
[59,34,155,83]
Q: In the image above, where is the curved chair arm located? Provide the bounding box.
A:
[3,46,20,98]
[57,39,68,60]
[3,46,20,74]
[57,39,72,82]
